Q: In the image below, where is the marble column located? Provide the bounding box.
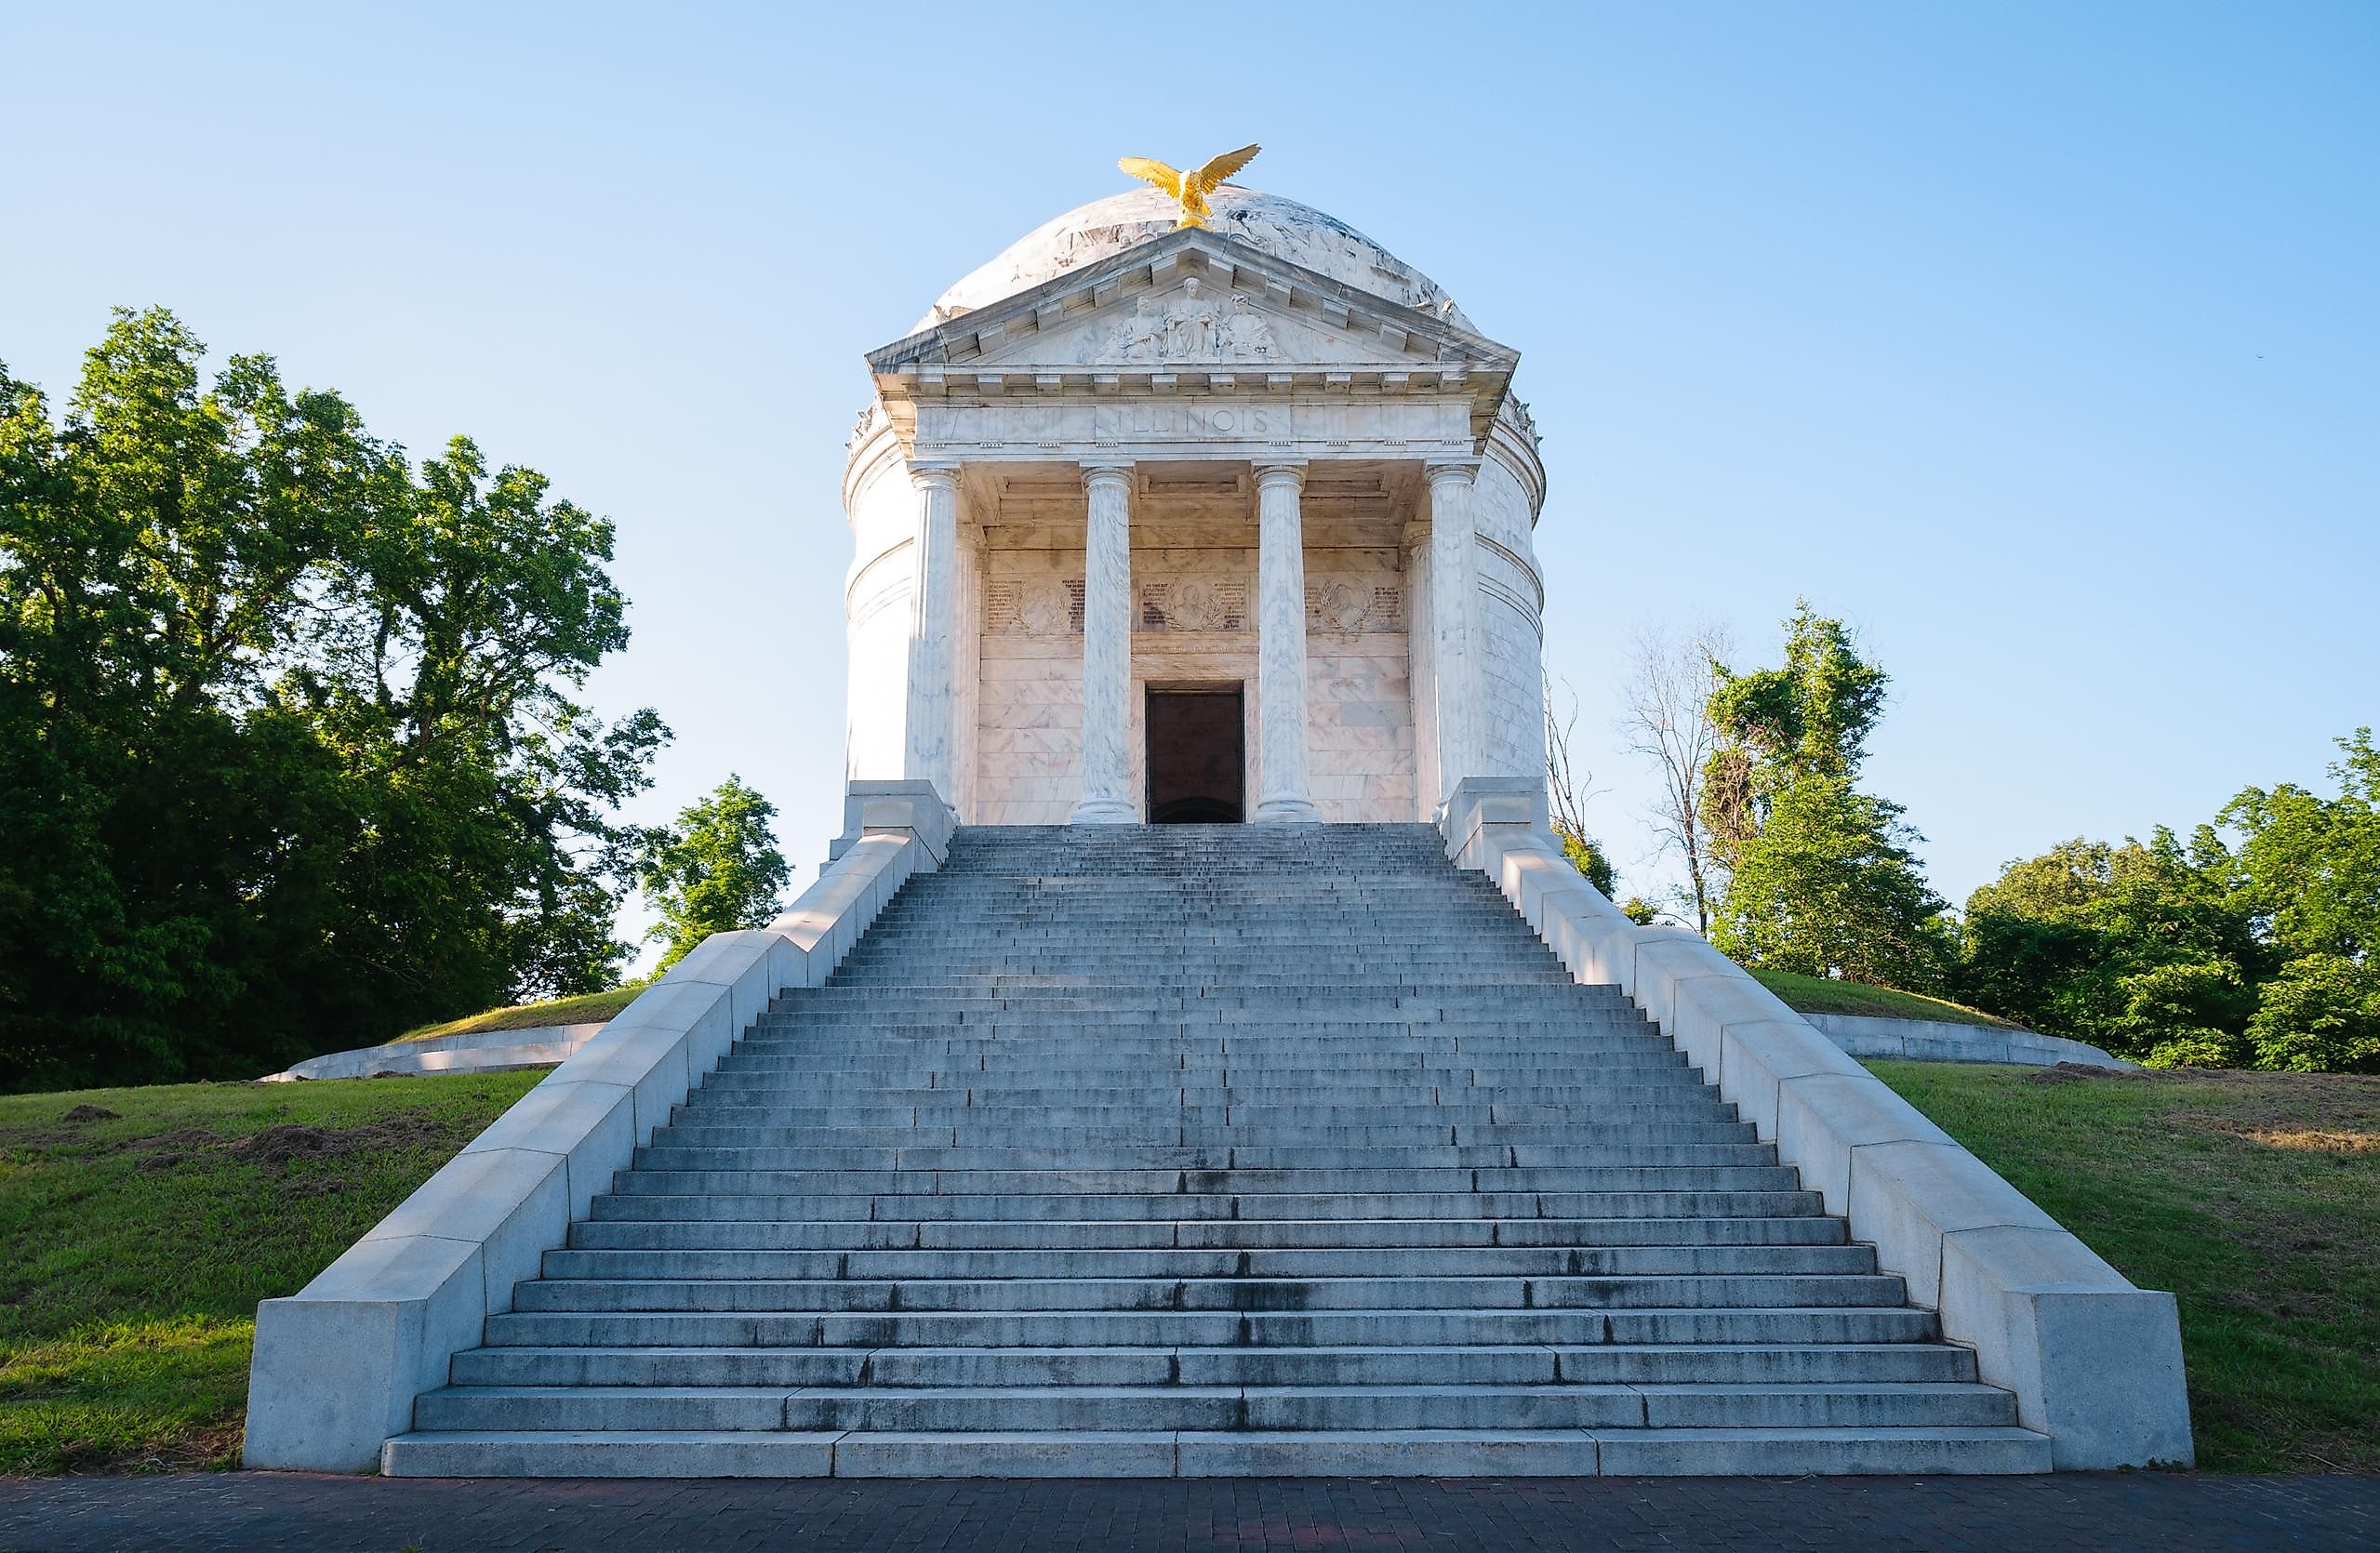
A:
[1071,460,1138,823]
[1425,460,1483,803]
[904,462,961,812]
[1251,461,1321,823]
[1402,517,1440,819]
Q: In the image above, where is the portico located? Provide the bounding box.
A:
[840,203,1548,826]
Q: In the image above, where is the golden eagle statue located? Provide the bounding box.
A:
[1117,143,1261,230]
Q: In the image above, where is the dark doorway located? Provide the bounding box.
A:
[1146,687,1245,824]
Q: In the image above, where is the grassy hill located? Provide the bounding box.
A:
[1,1063,2368,1475]
[1868,1062,2378,1473]
[393,986,642,1042]
[1749,968,2014,1028]
[0,1073,541,1473]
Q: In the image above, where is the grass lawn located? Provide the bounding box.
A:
[1753,968,2013,1028]
[1872,1061,2380,1474]
[0,1072,541,1474]
[394,985,641,1042]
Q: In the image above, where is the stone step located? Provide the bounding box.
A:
[666,1101,1744,1130]
[480,1306,1944,1349]
[690,1079,1720,1104]
[506,1273,1908,1315]
[376,1425,2054,1478]
[414,1380,2018,1434]
[602,1165,1806,1196]
[450,1341,1977,1390]
[586,1190,1829,1223]
[538,1244,1881,1281]
[714,1052,1686,1076]
[627,1146,1779,1173]
[647,1122,1763,1148]
[565,1215,1853,1252]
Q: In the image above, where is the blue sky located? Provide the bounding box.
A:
[6,2,2373,961]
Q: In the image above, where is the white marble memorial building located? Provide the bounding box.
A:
[247,173,2194,1481]
[839,186,1548,826]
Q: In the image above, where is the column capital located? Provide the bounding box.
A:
[907,460,962,493]
[1079,459,1136,494]
[1251,459,1308,491]
[1402,518,1432,551]
[1424,458,1482,487]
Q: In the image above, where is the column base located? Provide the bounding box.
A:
[1069,797,1141,825]
[1250,796,1323,824]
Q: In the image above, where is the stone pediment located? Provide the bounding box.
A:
[864,228,1519,442]
[956,274,1453,375]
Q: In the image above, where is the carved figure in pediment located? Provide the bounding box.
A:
[1221,294,1277,362]
[1104,297,1163,365]
[1165,278,1221,360]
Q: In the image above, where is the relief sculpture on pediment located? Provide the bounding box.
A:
[1096,279,1287,366]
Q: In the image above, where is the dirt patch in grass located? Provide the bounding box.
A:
[2023,1062,2143,1085]
[1871,1061,2380,1473]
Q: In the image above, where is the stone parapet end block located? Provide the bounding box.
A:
[457,1078,634,1220]
[1775,1071,1957,1214]
[658,930,786,1040]
[1842,1138,2059,1305]
[1438,776,1548,868]
[828,779,953,866]
[1717,1020,1869,1140]
[1660,958,1802,1081]
[556,1015,697,1148]
[242,1232,484,1471]
[1939,1226,2194,1468]
[771,832,919,966]
[358,1146,568,1315]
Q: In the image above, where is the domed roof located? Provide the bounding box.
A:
[916,186,1472,335]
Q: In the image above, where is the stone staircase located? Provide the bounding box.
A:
[383,824,2050,1476]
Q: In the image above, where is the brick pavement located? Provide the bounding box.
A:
[0,1473,2373,1552]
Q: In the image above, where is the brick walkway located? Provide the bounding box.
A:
[0,1473,2373,1552]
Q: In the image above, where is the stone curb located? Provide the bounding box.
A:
[260,1022,609,1082]
[1802,1013,2133,1069]
[1438,777,2194,1470]
[241,785,953,1472]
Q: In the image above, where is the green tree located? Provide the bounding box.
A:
[638,776,790,972]
[2244,953,2380,1074]
[1954,824,2288,1068]
[1699,605,1951,989]
[2221,729,2380,962]
[0,308,663,1091]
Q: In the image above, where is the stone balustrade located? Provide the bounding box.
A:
[242,781,953,1473]
[1438,776,2193,1470]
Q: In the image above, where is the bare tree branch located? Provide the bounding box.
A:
[1619,623,1731,936]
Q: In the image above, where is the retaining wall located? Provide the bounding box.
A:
[1803,1014,2131,1069]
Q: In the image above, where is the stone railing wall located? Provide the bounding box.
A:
[1440,777,2193,1470]
[1804,1013,2132,1070]
[261,1022,609,1082]
[242,781,952,1472]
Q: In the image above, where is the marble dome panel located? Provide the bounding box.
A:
[917,187,1471,334]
